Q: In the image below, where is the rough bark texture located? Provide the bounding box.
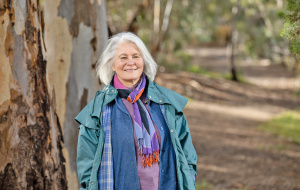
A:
[44,0,108,188]
[0,0,67,189]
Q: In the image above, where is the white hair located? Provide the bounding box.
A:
[96,32,157,85]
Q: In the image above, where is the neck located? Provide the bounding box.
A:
[114,74,142,88]
[122,79,140,87]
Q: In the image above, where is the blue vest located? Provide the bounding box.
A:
[150,102,179,190]
[111,95,178,190]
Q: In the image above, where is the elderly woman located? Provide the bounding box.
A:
[75,32,197,190]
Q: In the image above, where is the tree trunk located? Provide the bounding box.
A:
[44,0,108,189]
[229,0,240,82]
[0,0,67,189]
[151,0,174,59]
[160,0,174,42]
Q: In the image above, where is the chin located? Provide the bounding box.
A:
[125,77,140,81]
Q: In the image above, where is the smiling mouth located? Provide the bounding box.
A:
[124,69,137,71]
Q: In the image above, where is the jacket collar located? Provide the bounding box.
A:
[147,80,171,105]
[93,77,186,115]
[90,85,118,119]
[148,80,188,113]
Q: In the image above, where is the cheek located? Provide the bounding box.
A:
[139,60,144,67]
[112,61,123,71]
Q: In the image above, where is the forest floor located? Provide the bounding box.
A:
[155,47,300,190]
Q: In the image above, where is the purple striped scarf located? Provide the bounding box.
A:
[114,73,160,167]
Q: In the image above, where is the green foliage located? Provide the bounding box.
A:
[106,0,294,66]
[174,51,193,68]
[187,65,220,78]
[258,144,289,151]
[292,89,300,98]
[280,0,300,60]
[196,179,214,190]
[165,0,290,62]
[260,111,300,144]
[222,72,249,84]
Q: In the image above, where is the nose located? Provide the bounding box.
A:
[126,56,134,65]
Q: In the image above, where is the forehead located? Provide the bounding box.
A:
[116,41,140,54]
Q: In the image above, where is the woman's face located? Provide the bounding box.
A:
[112,42,144,87]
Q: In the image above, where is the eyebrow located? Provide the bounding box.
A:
[118,53,141,57]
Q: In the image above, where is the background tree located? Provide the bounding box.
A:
[280,0,300,71]
[229,0,240,81]
[0,0,108,189]
[0,0,67,189]
[43,0,108,189]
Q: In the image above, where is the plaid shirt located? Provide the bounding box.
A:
[97,104,114,190]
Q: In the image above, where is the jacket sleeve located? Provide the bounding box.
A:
[176,114,197,180]
[77,124,99,189]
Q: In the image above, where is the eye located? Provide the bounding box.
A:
[120,57,127,60]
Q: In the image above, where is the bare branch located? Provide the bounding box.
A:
[124,0,149,33]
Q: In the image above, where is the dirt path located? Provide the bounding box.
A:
[155,47,300,190]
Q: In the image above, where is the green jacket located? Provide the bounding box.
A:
[75,79,197,190]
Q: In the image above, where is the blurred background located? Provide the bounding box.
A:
[0,0,299,189]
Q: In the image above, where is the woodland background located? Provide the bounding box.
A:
[0,0,299,189]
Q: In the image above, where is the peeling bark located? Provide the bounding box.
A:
[45,0,108,188]
[0,163,17,190]
[0,0,67,189]
[68,0,97,37]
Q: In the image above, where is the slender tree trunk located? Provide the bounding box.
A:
[152,0,160,58]
[160,0,174,42]
[277,0,283,8]
[44,0,108,189]
[0,0,67,189]
[151,0,174,59]
[229,0,240,82]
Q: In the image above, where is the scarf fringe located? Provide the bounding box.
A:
[141,150,160,168]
